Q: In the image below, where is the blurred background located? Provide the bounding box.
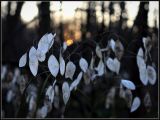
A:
[1,1,159,118]
[1,1,159,63]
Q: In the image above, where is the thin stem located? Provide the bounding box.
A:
[33,74,51,118]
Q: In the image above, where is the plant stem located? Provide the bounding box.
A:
[33,74,51,118]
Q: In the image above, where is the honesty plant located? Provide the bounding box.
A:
[106,57,120,74]
[130,96,141,113]
[19,53,27,67]
[48,55,59,77]
[79,58,88,73]
[121,79,136,90]
[136,39,157,86]
[59,51,65,76]
[46,80,56,103]
[65,61,76,80]
[62,82,70,105]
[18,33,157,118]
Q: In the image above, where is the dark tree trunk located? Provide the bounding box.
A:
[133,2,149,37]
[101,1,105,33]
[38,2,51,38]
[86,1,97,39]
[3,2,24,63]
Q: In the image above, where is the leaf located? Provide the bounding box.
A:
[109,38,115,52]
[130,96,141,112]
[106,57,120,74]
[96,45,102,59]
[19,53,27,67]
[62,82,70,105]
[70,72,83,91]
[95,59,105,76]
[59,52,65,76]
[48,55,59,77]
[147,65,156,85]
[38,33,55,54]
[29,47,38,76]
[65,61,76,80]
[121,79,136,90]
[79,58,88,73]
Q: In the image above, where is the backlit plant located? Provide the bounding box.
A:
[17,33,157,118]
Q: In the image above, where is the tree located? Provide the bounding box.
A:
[38,2,52,37]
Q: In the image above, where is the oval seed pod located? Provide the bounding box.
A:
[109,38,116,52]
[106,57,120,74]
[79,57,88,73]
[65,61,76,80]
[147,65,156,85]
[59,52,65,76]
[29,47,38,76]
[38,33,55,54]
[48,55,59,77]
[70,72,83,91]
[95,59,105,76]
[136,47,144,69]
[121,79,136,90]
[62,82,70,105]
[19,53,27,67]
[130,96,141,112]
